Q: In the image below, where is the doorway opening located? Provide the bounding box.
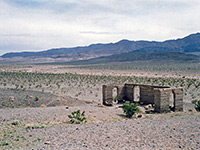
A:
[169,91,175,111]
[134,86,140,102]
[112,87,118,104]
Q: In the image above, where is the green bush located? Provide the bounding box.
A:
[1,141,9,146]
[35,97,39,101]
[122,102,139,118]
[11,120,20,126]
[192,100,200,112]
[68,110,87,124]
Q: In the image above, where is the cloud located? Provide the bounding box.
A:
[80,31,138,35]
[0,0,200,55]
[0,33,31,37]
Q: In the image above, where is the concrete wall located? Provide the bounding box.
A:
[102,84,183,112]
[102,85,113,106]
[139,85,155,104]
[124,84,134,102]
[154,89,171,113]
[102,85,125,106]
[173,88,183,111]
[117,86,126,103]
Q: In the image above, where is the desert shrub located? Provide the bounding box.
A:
[35,97,39,101]
[11,120,20,126]
[68,110,87,124]
[1,141,9,146]
[122,102,139,118]
[192,100,200,112]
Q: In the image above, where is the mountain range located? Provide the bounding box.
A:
[1,32,200,64]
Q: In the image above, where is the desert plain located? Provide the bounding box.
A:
[0,63,200,150]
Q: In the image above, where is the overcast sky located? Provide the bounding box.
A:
[0,0,200,55]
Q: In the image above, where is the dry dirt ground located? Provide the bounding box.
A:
[0,88,87,108]
[0,65,200,149]
[0,104,200,150]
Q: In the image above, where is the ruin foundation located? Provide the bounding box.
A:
[102,84,183,113]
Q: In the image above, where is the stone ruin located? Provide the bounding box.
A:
[102,83,183,113]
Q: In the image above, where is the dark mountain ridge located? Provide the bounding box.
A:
[2,32,200,59]
[57,51,200,65]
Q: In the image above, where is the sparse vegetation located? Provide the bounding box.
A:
[0,64,200,149]
[0,66,200,107]
[68,110,87,124]
[11,120,20,126]
[1,141,9,146]
[0,121,41,149]
[35,97,39,101]
[192,100,200,112]
[122,102,140,118]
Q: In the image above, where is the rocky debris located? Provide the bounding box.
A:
[144,104,153,110]
[143,104,155,114]
[9,96,15,101]
[44,141,51,145]
[136,113,143,118]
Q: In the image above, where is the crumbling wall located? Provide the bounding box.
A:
[102,85,125,106]
[154,88,171,113]
[139,85,155,104]
[124,84,134,102]
[173,88,183,111]
[102,84,183,112]
[154,88,184,113]
[102,85,113,106]
[117,86,126,103]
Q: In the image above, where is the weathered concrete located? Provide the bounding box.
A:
[173,88,184,112]
[139,85,155,105]
[102,85,125,106]
[124,84,134,102]
[102,83,183,113]
[102,85,113,106]
[154,88,171,113]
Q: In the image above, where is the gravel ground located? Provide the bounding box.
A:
[0,104,200,150]
[27,117,200,150]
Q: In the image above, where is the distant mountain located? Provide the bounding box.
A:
[60,52,199,65]
[2,33,200,60]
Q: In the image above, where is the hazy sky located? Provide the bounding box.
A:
[0,0,200,55]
